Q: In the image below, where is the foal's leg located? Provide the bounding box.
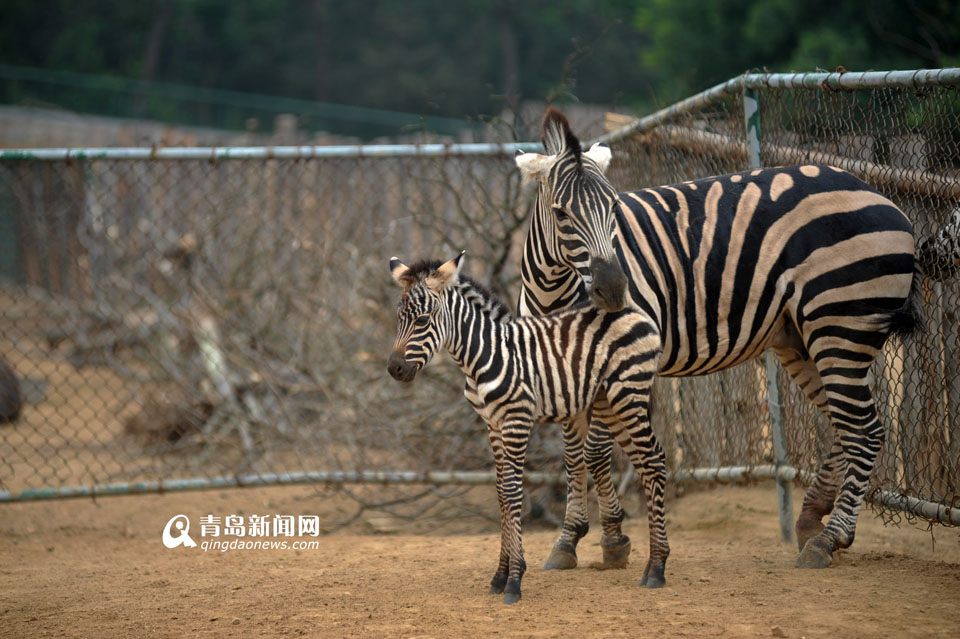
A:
[485,425,510,594]
[499,419,531,604]
[469,381,512,594]
[543,414,591,570]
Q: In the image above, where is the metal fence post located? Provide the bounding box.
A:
[743,85,795,543]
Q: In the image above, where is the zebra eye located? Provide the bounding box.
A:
[414,315,430,327]
[553,207,570,222]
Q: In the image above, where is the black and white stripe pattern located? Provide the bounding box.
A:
[386,252,667,604]
[516,108,951,571]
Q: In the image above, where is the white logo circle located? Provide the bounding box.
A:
[162,514,197,549]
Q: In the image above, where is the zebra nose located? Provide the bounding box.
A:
[590,258,627,312]
[387,351,415,382]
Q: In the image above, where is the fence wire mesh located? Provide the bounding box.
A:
[0,151,542,523]
[0,70,958,536]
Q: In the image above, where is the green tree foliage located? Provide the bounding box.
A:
[0,0,957,130]
[636,0,960,104]
[0,0,649,124]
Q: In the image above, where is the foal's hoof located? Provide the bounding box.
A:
[795,518,825,553]
[503,579,522,605]
[543,544,578,571]
[489,572,507,594]
[795,537,834,569]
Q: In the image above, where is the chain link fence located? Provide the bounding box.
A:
[1,69,958,536]
[0,144,556,525]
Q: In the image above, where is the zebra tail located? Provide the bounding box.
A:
[886,267,924,341]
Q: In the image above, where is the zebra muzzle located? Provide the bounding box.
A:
[387,351,418,383]
[589,257,627,312]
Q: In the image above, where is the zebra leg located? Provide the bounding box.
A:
[500,420,531,604]
[543,415,591,570]
[774,349,845,551]
[795,348,885,569]
[468,382,511,592]
[796,440,844,552]
[485,424,510,594]
[605,384,669,588]
[585,394,631,568]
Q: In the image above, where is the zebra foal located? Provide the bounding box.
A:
[386,251,668,604]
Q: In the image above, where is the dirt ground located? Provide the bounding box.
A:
[1,483,959,639]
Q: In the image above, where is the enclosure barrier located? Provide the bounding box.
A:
[0,68,958,539]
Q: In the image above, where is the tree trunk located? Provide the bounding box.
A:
[131,0,173,118]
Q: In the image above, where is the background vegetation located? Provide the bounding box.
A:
[1,0,959,138]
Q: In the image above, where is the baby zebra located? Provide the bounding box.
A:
[386,251,669,604]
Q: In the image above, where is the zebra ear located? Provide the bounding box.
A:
[515,151,556,184]
[542,107,580,160]
[585,142,612,173]
[427,251,464,292]
[390,257,414,288]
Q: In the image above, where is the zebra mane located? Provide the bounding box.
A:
[403,258,445,280]
[455,276,514,320]
[542,107,582,167]
[404,258,513,319]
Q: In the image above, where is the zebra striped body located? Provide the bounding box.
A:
[387,252,667,603]
[516,108,933,572]
[612,164,916,376]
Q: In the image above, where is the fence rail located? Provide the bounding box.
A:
[1,68,958,537]
[0,141,541,162]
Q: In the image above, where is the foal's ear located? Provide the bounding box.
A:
[390,257,415,289]
[427,251,465,293]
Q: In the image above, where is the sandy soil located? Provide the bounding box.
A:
[2,482,959,639]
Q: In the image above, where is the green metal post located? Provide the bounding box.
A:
[743,86,794,543]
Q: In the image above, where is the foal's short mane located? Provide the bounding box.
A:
[406,258,513,318]
[404,258,444,279]
[460,276,513,318]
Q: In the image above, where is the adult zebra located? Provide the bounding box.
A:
[515,108,947,571]
[386,252,668,603]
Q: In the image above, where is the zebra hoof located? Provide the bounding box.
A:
[638,560,666,588]
[591,535,630,569]
[795,537,834,569]
[543,543,578,570]
[489,572,507,594]
[503,579,522,605]
[642,575,666,589]
[795,517,825,553]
